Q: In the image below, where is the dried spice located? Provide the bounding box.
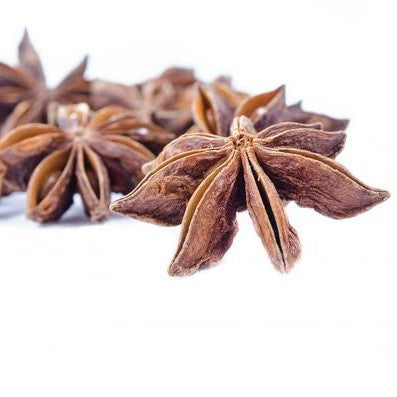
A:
[190,84,348,136]
[91,67,198,135]
[111,116,389,276]
[0,31,90,136]
[0,103,175,222]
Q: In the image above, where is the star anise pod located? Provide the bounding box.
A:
[110,116,388,276]
[91,67,198,135]
[0,103,175,222]
[190,84,349,136]
[156,66,197,91]
[0,30,90,136]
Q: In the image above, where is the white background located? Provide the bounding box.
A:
[0,1,396,396]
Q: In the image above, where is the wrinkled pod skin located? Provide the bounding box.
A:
[0,103,175,222]
[111,116,389,276]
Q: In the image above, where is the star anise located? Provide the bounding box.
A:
[190,84,349,136]
[0,30,90,136]
[91,67,198,135]
[0,103,175,222]
[110,116,389,276]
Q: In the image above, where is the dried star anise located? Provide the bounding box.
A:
[0,30,90,136]
[0,103,175,222]
[91,67,198,135]
[110,116,389,276]
[190,84,349,136]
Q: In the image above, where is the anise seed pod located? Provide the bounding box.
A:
[91,67,199,135]
[0,103,175,222]
[0,30,90,136]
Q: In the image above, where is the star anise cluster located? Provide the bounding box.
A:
[0,30,390,277]
[0,32,202,220]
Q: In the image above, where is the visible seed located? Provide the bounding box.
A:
[86,169,100,197]
[39,170,62,201]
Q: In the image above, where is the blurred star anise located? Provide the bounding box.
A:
[111,116,388,276]
[91,67,198,135]
[0,103,175,222]
[191,84,349,136]
[0,30,90,136]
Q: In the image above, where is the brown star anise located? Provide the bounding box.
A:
[91,67,198,135]
[0,30,90,136]
[110,116,389,276]
[0,103,175,222]
[190,84,349,136]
